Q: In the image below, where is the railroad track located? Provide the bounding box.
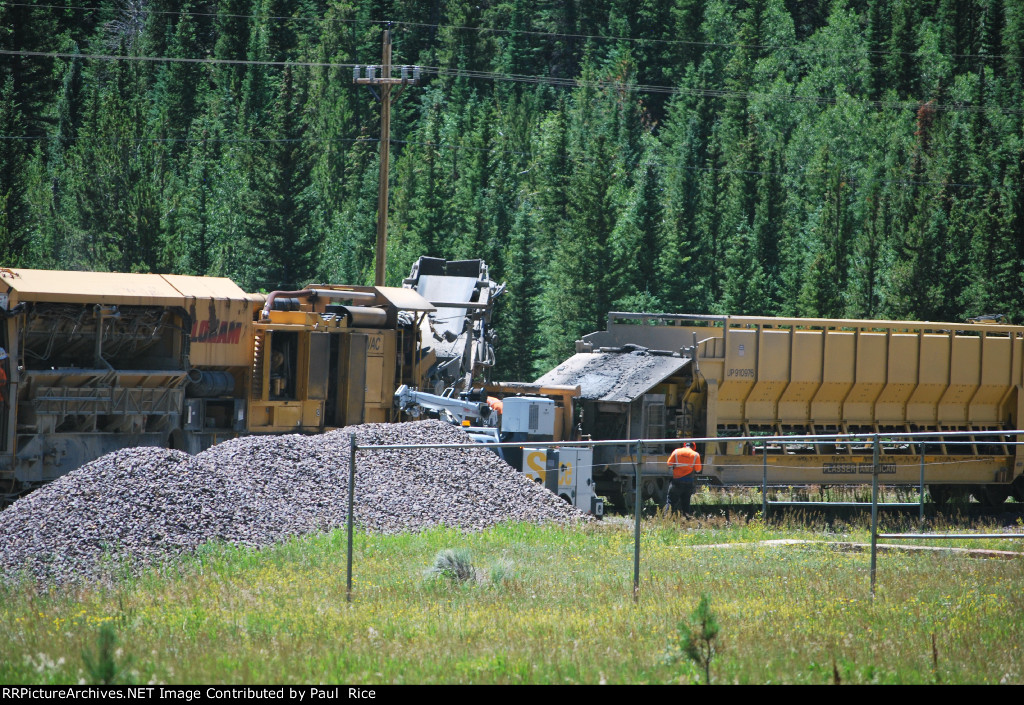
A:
[613,501,1024,525]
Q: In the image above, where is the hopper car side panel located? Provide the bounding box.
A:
[544,313,1024,507]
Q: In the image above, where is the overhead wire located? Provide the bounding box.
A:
[6,2,1024,61]
[0,47,342,69]
[2,47,1022,116]
[0,15,1019,191]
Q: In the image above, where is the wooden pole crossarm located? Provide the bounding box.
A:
[354,78,411,86]
[352,29,422,287]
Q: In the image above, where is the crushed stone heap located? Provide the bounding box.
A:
[0,420,588,586]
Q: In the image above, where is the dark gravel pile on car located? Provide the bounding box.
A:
[0,420,587,586]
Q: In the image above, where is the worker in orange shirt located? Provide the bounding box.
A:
[665,441,702,515]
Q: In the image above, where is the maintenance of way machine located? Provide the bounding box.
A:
[4,259,1023,513]
[536,312,1024,509]
[0,258,504,500]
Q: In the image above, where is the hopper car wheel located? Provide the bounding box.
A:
[978,484,1011,508]
[1013,476,1024,503]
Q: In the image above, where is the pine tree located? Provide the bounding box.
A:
[655,66,720,313]
[0,75,30,265]
[305,2,366,284]
[494,204,541,381]
[797,158,852,318]
[537,51,642,368]
[884,0,920,97]
[608,145,662,310]
[883,102,948,319]
[68,39,161,272]
[389,87,449,276]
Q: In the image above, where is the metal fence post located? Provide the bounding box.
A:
[633,440,643,603]
[762,440,768,518]
[919,441,926,524]
[347,433,357,604]
[870,434,880,598]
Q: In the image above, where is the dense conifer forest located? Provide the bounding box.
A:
[1,0,1022,378]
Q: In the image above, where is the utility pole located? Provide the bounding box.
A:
[354,28,420,287]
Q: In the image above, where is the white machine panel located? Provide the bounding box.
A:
[501,397,555,436]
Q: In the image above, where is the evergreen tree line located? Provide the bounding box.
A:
[1,0,1022,379]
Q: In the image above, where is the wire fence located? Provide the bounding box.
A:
[340,429,1024,602]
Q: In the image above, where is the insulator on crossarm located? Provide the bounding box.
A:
[368,66,376,80]
[413,66,421,82]
[401,65,409,80]
[353,65,360,81]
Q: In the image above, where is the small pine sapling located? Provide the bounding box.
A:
[675,593,719,685]
[82,623,131,685]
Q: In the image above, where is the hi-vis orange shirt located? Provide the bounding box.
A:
[668,446,702,478]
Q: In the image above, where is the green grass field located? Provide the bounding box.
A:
[2,513,1022,685]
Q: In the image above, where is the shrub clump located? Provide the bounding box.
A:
[427,548,477,583]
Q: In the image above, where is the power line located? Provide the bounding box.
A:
[0,132,529,159]
[0,133,377,144]
[2,2,331,26]
[7,2,1024,61]
[672,163,1001,191]
[2,47,1022,115]
[0,47,343,69]
[387,18,1024,63]
[424,65,1024,114]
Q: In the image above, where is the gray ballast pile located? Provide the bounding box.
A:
[0,420,587,586]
